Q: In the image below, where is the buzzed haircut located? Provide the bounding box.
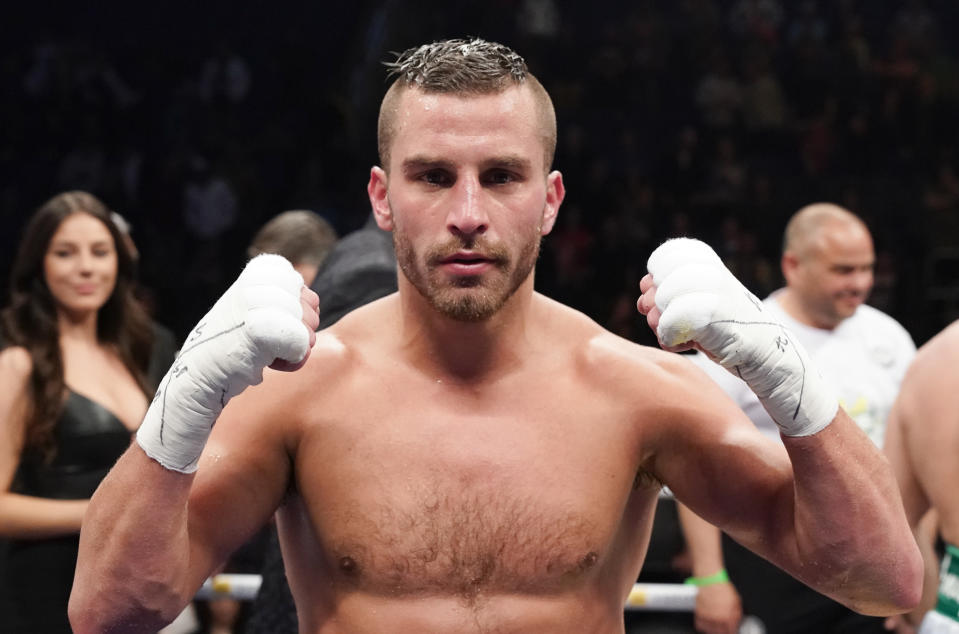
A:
[782,203,870,259]
[247,210,338,268]
[377,38,557,172]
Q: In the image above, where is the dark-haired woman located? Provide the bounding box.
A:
[0,191,174,632]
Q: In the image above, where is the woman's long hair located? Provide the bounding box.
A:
[0,191,154,461]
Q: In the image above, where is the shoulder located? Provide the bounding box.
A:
[539,296,730,414]
[908,320,959,380]
[291,298,397,391]
[928,320,959,352]
[316,295,394,352]
[0,346,33,438]
[208,328,357,462]
[563,312,770,483]
[847,306,917,369]
[580,328,692,386]
[852,304,914,342]
[893,321,959,432]
[0,345,33,383]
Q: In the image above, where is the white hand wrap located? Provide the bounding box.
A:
[136,255,309,473]
[648,238,838,437]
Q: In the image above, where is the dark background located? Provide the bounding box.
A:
[2,0,958,346]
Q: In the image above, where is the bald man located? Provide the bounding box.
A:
[678,204,917,634]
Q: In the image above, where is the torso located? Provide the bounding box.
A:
[61,339,148,432]
[4,343,148,633]
[272,294,668,633]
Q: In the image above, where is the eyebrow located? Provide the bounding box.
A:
[400,154,533,173]
[49,239,114,249]
[401,156,455,175]
[483,155,533,172]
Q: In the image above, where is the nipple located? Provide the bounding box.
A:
[580,551,598,570]
[339,556,357,574]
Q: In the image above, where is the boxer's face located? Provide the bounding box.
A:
[371,85,564,321]
[43,212,118,318]
[794,223,874,329]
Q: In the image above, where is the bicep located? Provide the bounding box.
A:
[648,360,793,547]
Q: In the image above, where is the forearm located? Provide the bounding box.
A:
[0,493,87,538]
[677,502,726,577]
[781,411,922,615]
[69,446,203,634]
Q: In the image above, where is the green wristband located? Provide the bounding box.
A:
[684,569,729,587]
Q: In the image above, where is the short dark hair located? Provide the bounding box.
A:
[384,38,529,90]
[247,210,338,268]
[377,38,557,172]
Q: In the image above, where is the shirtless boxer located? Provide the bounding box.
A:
[69,38,920,633]
[885,321,959,633]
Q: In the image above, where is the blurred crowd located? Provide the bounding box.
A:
[1,0,958,344]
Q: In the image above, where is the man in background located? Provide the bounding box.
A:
[246,210,338,286]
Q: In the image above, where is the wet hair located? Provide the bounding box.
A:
[246,210,338,268]
[0,191,154,460]
[377,38,557,172]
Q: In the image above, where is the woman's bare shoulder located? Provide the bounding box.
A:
[0,345,33,382]
[0,346,33,443]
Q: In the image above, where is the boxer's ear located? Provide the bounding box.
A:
[540,170,565,236]
[368,167,393,231]
[781,250,800,285]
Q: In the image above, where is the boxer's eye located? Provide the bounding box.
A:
[422,169,453,187]
[483,169,519,186]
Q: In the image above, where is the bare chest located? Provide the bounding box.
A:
[290,379,649,600]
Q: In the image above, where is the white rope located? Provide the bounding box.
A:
[196,574,261,601]
[625,582,697,611]
[195,574,697,611]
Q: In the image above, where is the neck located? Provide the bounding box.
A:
[775,288,838,331]
[57,309,100,343]
[396,276,537,382]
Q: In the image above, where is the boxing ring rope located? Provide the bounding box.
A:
[625,582,697,611]
[196,574,698,611]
